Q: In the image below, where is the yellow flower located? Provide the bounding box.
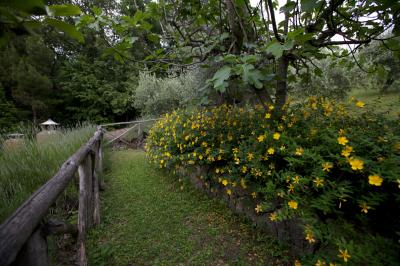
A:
[247,153,254,161]
[265,113,271,119]
[273,132,281,140]
[305,232,316,244]
[255,204,263,213]
[215,168,220,174]
[368,174,383,186]
[341,145,353,157]
[288,184,295,192]
[349,158,364,171]
[222,179,229,186]
[241,166,248,173]
[267,147,275,155]
[294,260,302,266]
[338,129,345,135]
[397,179,400,189]
[338,249,351,262]
[315,260,326,266]
[292,175,300,184]
[322,162,333,172]
[257,134,266,142]
[337,136,349,145]
[251,192,257,198]
[295,148,304,156]
[269,212,278,221]
[240,178,247,188]
[226,189,232,196]
[356,100,365,108]
[360,202,371,213]
[313,177,324,187]
[288,200,298,209]
[268,105,274,111]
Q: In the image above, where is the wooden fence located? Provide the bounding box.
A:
[0,127,104,266]
[101,118,159,146]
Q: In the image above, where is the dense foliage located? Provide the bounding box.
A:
[146,100,400,265]
[132,71,199,117]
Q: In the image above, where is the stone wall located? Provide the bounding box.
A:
[177,165,314,256]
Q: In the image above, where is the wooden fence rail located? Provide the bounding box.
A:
[0,127,104,266]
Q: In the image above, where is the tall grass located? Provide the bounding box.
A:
[0,125,96,223]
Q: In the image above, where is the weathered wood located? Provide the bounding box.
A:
[0,129,103,266]
[13,226,49,266]
[92,171,101,226]
[100,118,160,127]
[77,156,91,266]
[43,218,78,236]
[106,123,138,145]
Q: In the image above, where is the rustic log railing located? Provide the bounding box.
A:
[0,127,104,266]
[101,118,160,147]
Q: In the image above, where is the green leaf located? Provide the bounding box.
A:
[280,1,296,13]
[147,33,160,43]
[47,4,81,16]
[125,36,139,44]
[266,41,285,58]
[241,64,268,89]
[266,40,294,58]
[211,66,231,92]
[44,18,84,43]
[92,7,102,16]
[301,0,319,12]
[241,55,259,64]
[314,67,323,77]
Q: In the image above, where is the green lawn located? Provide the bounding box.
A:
[348,88,400,119]
[87,150,286,265]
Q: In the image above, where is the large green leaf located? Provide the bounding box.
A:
[47,4,81,16]
[241,64,266,89]
[301,0,319,12]
[266,40,294,58]
[211,66,231,93]
[280,1,297,13]
[44,18,84,43]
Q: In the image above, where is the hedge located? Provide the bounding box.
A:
[146,97,400,265]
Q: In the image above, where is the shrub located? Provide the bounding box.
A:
[132,71,199,117]
[146,98,400,265]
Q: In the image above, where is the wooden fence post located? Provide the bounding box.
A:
[92,140,101,226]
[77,156,92,266]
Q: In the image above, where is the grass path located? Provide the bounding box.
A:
[87,150,284,265]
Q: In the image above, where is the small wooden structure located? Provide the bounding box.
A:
[0,127,104,266]
[39,119,59,131]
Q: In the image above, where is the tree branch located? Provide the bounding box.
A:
[266,0,283,42]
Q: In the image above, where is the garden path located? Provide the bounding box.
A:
[86,150,284,265]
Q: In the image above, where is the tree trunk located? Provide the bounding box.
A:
[274,55,289,115]
[274,0,290,117]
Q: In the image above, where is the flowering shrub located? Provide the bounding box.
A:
[146,98,400,265]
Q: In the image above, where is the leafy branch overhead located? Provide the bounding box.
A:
[0,0,84,44]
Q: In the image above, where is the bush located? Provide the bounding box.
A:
[146,98,400,265]
[132,71,199,117]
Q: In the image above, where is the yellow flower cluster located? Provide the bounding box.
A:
[146,98,400,264]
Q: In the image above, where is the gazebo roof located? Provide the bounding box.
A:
[40,119,59,126]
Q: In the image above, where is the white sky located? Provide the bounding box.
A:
[249,0,345,44]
